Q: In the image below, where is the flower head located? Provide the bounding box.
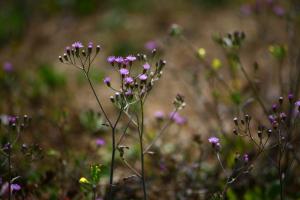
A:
[125,89,133,96]
[107,56,115,64]
[268,115,276,123]
[103,77,111,86]
[115,57,124,64]
[72,41,84,48]
[243,154,249,163]
[3,62,13,72]
[88,42,93,48]
[169,112,186,125]
[154,111,165,120]
[11,184,21,192]
[139,74,148,81]
[288,93,294,102]
[126,55,136,62]
[295,100,300,112]
[120,68,129,75]
[145,40,157,51]
[143,63,151,70]
[208,136,219,144]
[124,77,134,84]
[96,138,105,147]
[79,177,90,184]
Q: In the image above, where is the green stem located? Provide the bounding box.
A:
[139,100,147,200]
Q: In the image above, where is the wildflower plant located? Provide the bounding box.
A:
[0,115,31,199]
[79,164,102,200]
[59,42,185,199]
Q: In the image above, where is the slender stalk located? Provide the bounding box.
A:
[84,71,117,199]
[278,60,284,95]
[108,128,116,200]
[8,144,11,200]
[278,129,284,200]
[92,186,96,200]
[139,100,147,200]
[239,64,269,116]
[143,109,177,154]
[84,72,113,128]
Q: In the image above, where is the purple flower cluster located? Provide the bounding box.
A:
[59,41,101,66]
[107,55,137,66]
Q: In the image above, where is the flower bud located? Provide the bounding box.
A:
[233,117,238,126]
[96,45,101,53]
[63,53,68,61]
[279,96,283,105]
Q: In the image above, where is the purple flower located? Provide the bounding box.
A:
[119,68,129,75]
[145,40,157,51]
[125,89,133,96]
[139,74,148,81]
[11,184,21,192]
[243,154,249,163]
[124,77,133,84]
[126,55,136,62]
[208,136,219,144]
[169,112,186,125]
[154,111,165,120]
[115,57,124,64]
[72,41,84,48]
[88,42,93,49]
[96,138,105,147]
[295,101,300,112]
[280,112,287,120]
[272,104,278,112]
[143,63,151,70]
[8,116,16,124]
[268,115,276,123]
[103,77,111,86]
[107,56,115,64]
[288,93,294,102]
[273,5,285,16]
[3,62,13,72]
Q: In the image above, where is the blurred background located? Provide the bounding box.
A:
[1,0,296,199]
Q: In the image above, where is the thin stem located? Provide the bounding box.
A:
[92,186,96,200]
[121,158,142,178]
[278,60,284,95]
[108,127,116,200]
[278,129,284,200]
[84,72,113,128]
[239,63,269,116]
[143,109,177,154]
[108,109,122,200]
[139,100,147,200]
[8,145,11,200]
